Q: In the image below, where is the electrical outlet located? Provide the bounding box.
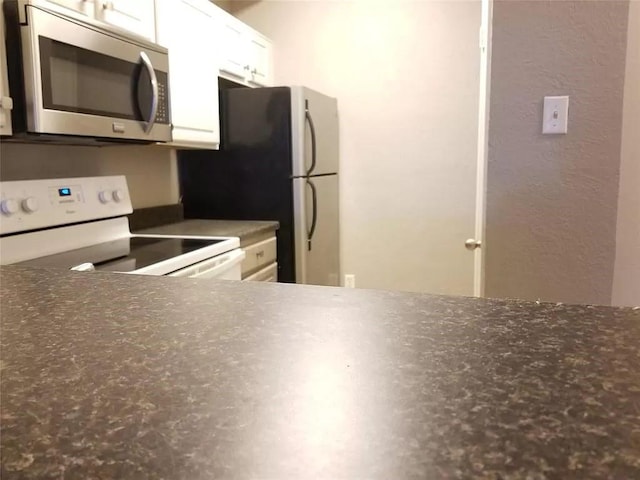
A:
[344,274,356,288]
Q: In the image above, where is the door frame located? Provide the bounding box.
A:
[473,0,493,297]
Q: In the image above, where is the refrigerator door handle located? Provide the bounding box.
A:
[305,100,317,176]
[306,178,318,251]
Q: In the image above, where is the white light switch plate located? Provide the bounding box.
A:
[542,95,569,134]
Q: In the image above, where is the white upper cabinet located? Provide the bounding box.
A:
[219,15,249,80]
[0,4,13,136]
[95,0,156,41]
[246,32,272,87]
[41,0,155,40]
[26,0,273,148]
[215,8,273,87]
[155,0,220,148]
[41,0,94,17]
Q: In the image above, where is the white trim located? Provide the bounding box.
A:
[1,224,240,275]
[131,234,239,275]
[474,0,493,297]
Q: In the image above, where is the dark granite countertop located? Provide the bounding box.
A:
[2,265,640,479]
[134,219,279,246]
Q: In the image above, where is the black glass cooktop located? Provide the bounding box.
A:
[18,236,226,273]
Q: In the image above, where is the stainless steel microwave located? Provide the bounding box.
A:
[3,0,172,144]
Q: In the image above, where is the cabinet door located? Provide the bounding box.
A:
[96,0,156,41]
[218,15,249,81]
[156,0,220,148]
[43,0,93,16]
[0,6,13,136]
[247,33,273,87]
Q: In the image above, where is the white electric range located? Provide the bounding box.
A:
[0,176,244,279]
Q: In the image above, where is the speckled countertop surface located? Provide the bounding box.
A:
[2,265,640,479]
[134,219,279,245]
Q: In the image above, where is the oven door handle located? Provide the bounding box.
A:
[168,249,246,279]
[139,52,158,134]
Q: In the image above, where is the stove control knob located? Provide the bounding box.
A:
[1,198,19,215]
[112,189,125,203]
[21,197,39,213]
[98,190,111,203]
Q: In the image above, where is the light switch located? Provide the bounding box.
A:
[542,96,569,134]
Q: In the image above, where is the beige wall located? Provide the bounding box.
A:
[235,0,481,294]
[484,0,629,305]
[0,143,179,209]
[612,1,640,307]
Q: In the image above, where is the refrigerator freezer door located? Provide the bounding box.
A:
[222,86,292,153]
[293,174,340,286]
[291,87,339,177]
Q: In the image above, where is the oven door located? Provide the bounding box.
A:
[19,3,171,142]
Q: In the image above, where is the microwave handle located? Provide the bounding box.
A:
[139,52,158,133]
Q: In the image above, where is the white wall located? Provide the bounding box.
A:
[235,0,481,294]
[0,144,179,209]
[612,1,640,307]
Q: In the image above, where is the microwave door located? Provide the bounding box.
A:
[136,52,158,134]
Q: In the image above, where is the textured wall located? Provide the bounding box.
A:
[235,0,481,294]
[485,0,629,305]
[612,1,640,307]
[0,144,179,209]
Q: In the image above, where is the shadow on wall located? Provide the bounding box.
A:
[217,0,261,14]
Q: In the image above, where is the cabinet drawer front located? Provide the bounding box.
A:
[241,237,277,275]
[244,262,277,282]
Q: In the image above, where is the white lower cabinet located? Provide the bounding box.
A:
[245,263,278,282]
[241,236,278,281]
[155,0,220,148]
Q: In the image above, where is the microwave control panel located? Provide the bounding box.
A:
[0,176,132,235]
[156,80,169,124]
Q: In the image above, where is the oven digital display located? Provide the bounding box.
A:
[58,188,71,197]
